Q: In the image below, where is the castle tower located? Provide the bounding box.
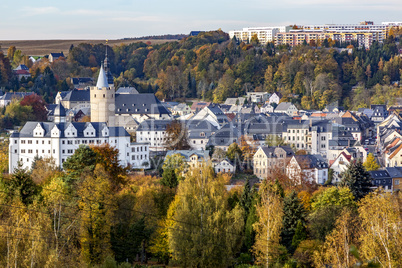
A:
[54,103,66,123]
[104,45,114,86]
[90,62,115,126]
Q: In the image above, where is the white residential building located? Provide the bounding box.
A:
[286,155,329,185]
[229,26,290,44]
[9,121,150,172]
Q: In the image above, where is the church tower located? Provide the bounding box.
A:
[90,62,115,126]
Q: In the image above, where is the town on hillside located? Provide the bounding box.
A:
[0,20,402,267]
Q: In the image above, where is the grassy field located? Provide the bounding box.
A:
[0,39,176,57]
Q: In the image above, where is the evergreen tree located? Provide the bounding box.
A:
[281,191,306,254]
[291,220,307,250]
[339,161,372,200]
[8,162,38,205]
[160,168,178,188]
[239,178,252,214]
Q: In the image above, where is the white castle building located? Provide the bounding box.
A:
[9,60,150,173]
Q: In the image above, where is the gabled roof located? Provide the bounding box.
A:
[165,150,209,161]
[116,87,139,94]
[63,89,90,102]
[369,170,391,179]
[389,143,402,159]
[50,52,65,58]
[385,167,402,178]
[293,154,328,169]
[275,102,295,112]
[14,121,127,138]
[115,94,171,115]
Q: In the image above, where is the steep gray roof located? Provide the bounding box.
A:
[136,119,173,132]
[115,94,171,115]
[14,122,129,139]
[96,63,109,89]
[54,103,66,117]
[275,102,294,111]
[63,89,90,102]
[294,155,328,169]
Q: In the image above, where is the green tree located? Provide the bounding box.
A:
[160,167,178,188]
[339,161,372,201]
[363,153,380,171]
[8,162,38,205]
[62,145,97,179]
[226,142,242,162]
[291,220,307,251]
[281,191,306,254]
[308,187,356,241]
[265,135,287,147]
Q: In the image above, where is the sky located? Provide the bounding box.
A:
[1,0,402,40]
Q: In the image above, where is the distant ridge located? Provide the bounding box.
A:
[121,34,188,41]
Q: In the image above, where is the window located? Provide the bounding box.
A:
[28,140,32,144]
[21,149,26,153]
[42,141,44,144]
[68,140,73,145]
[62,141,65,144]
[36,140,38,144]
[62,150,65,154]
[395,180,400,186]
[28,149,33,154]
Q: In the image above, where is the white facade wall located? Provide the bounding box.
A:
[9,124,149,172]
[136,130,166,151]
[229,26,288,44]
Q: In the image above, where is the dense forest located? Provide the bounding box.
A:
[1,29,401,110]
[0,145,401,267]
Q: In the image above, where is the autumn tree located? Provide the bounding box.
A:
[226,142,242,164]
[314,208,359,268]
[30,156,59,184]
[168,165,244,267]
[164,120,190,151]
[91,143,128,188]
[253,181,284,267]
[20,93,48,121]
[308,187,356,241]
[78,165,115,265]
[363,153,380,171]
[265,135,287,147]
[358,191,402,267]
[42,176,80,265]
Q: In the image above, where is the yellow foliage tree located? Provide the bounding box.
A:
[253,184,284,267]
[358,191,402,267]
[363,153,380,171]
[314,208,359,267]
[168,165,244,267]
[78,165,115,265]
